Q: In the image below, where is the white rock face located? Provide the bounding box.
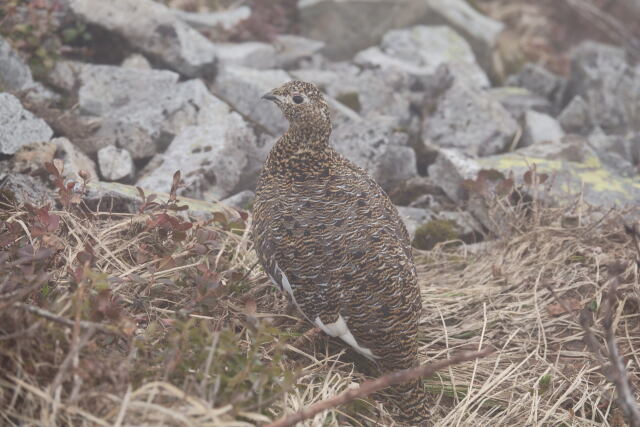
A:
[354,25,490,89]
[0,93,53,155]
[53,137,98,181]
[77,65,218,158]
[70,0,217,77]
[428,149,481,204]
[214,42,277,69]
[423,82,519,156]
[521,110,564,147]
[213,65,291,135]
[98,145,135,181]
[136,96,256,200]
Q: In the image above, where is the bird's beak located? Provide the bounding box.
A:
[262,92,278,102]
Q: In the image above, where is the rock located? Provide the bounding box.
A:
[423,0,504,76]
[332,117,417,191]
[0,174,55,207]
[53,137,98,181]
[411,210,483,250]
[214,42,277,69]
[98,145,135,181]
[521,110,564,148]
[0,36,58,103]
[49,60,84,93]
[136,96,255,200]
[588,132,639,177]
[354,26,490,89]
[213,65,290,135]
[505,63,565,106]
[422,82,519,156]
[487,87,553,120]
[477,138,640,208]
[299,0,428,61]
[396,206,436,239]
[70,0,218,78]
[558,96,591,134]
[0,36,34,91]
[273,35,325,69]
[388,176,447,206]
[567,41,640,133]
[221,190,255,210]
[121,54,152,70]
[0,93,54,155]
[428,148,481,204]
[77,65,217,158]
[12,142,56,174]
[170,6,250,37]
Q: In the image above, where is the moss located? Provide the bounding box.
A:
[412,219,459,250]
[335,92,361,113]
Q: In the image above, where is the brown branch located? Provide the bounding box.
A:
[266,347,494,427]
[547,262,640,427]
[12,302,126,337]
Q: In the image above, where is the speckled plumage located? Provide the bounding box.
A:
[252,81,428,423]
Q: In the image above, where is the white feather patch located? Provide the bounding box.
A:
[315,314,377,359]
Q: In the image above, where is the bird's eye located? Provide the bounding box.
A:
[292,95,304,104]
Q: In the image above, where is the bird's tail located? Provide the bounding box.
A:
[384,379,430,425]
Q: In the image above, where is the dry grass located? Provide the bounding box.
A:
[1,179,639,426]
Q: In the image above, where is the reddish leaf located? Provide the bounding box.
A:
[547,298,582,316]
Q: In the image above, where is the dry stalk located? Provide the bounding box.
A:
[266,347,494,427]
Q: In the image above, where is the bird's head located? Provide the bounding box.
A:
[262,81,330,132]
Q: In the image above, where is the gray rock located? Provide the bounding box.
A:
[588,132,639,177]
[79,65,179,117]
[423,0,504,76]
[221,190,255,210]
[214,42,277,69]
[77,65,217,158]
[299,0,429,61]
[0,174,55,207]
[438,210,484,243]
[137,96,255,200]
[332,117,417,191]
[170,6,250,36]
[0,36,59,103]
[428,148,481,204]
[0,36,34,91]
[521,110,564,148]
[567,41,640,133]
[121,54,152,70]
[478,138,640,208]
[273,35,325,69]
[53,137,98,181]
[0,93,53,155]
[506,63,565,105]
[70,0,218,78]
[354,26,490,89]
[98,145,135,181]
[487,87,553,120]
[396,206,436,239]
[423,82,519,156]
[213,65,290,135]
[558,96,591,134]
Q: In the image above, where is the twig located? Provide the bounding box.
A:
[265,347,494,427]
[12,302,126,337]
[547,262,640,427]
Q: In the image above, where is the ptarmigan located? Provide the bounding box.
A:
[252,81,428,423]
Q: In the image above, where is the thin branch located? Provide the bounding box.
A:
[266,347,494,427]
[547,261,640,427]
[12,302,126,337]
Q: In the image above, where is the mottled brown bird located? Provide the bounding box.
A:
[252,81,428,423]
